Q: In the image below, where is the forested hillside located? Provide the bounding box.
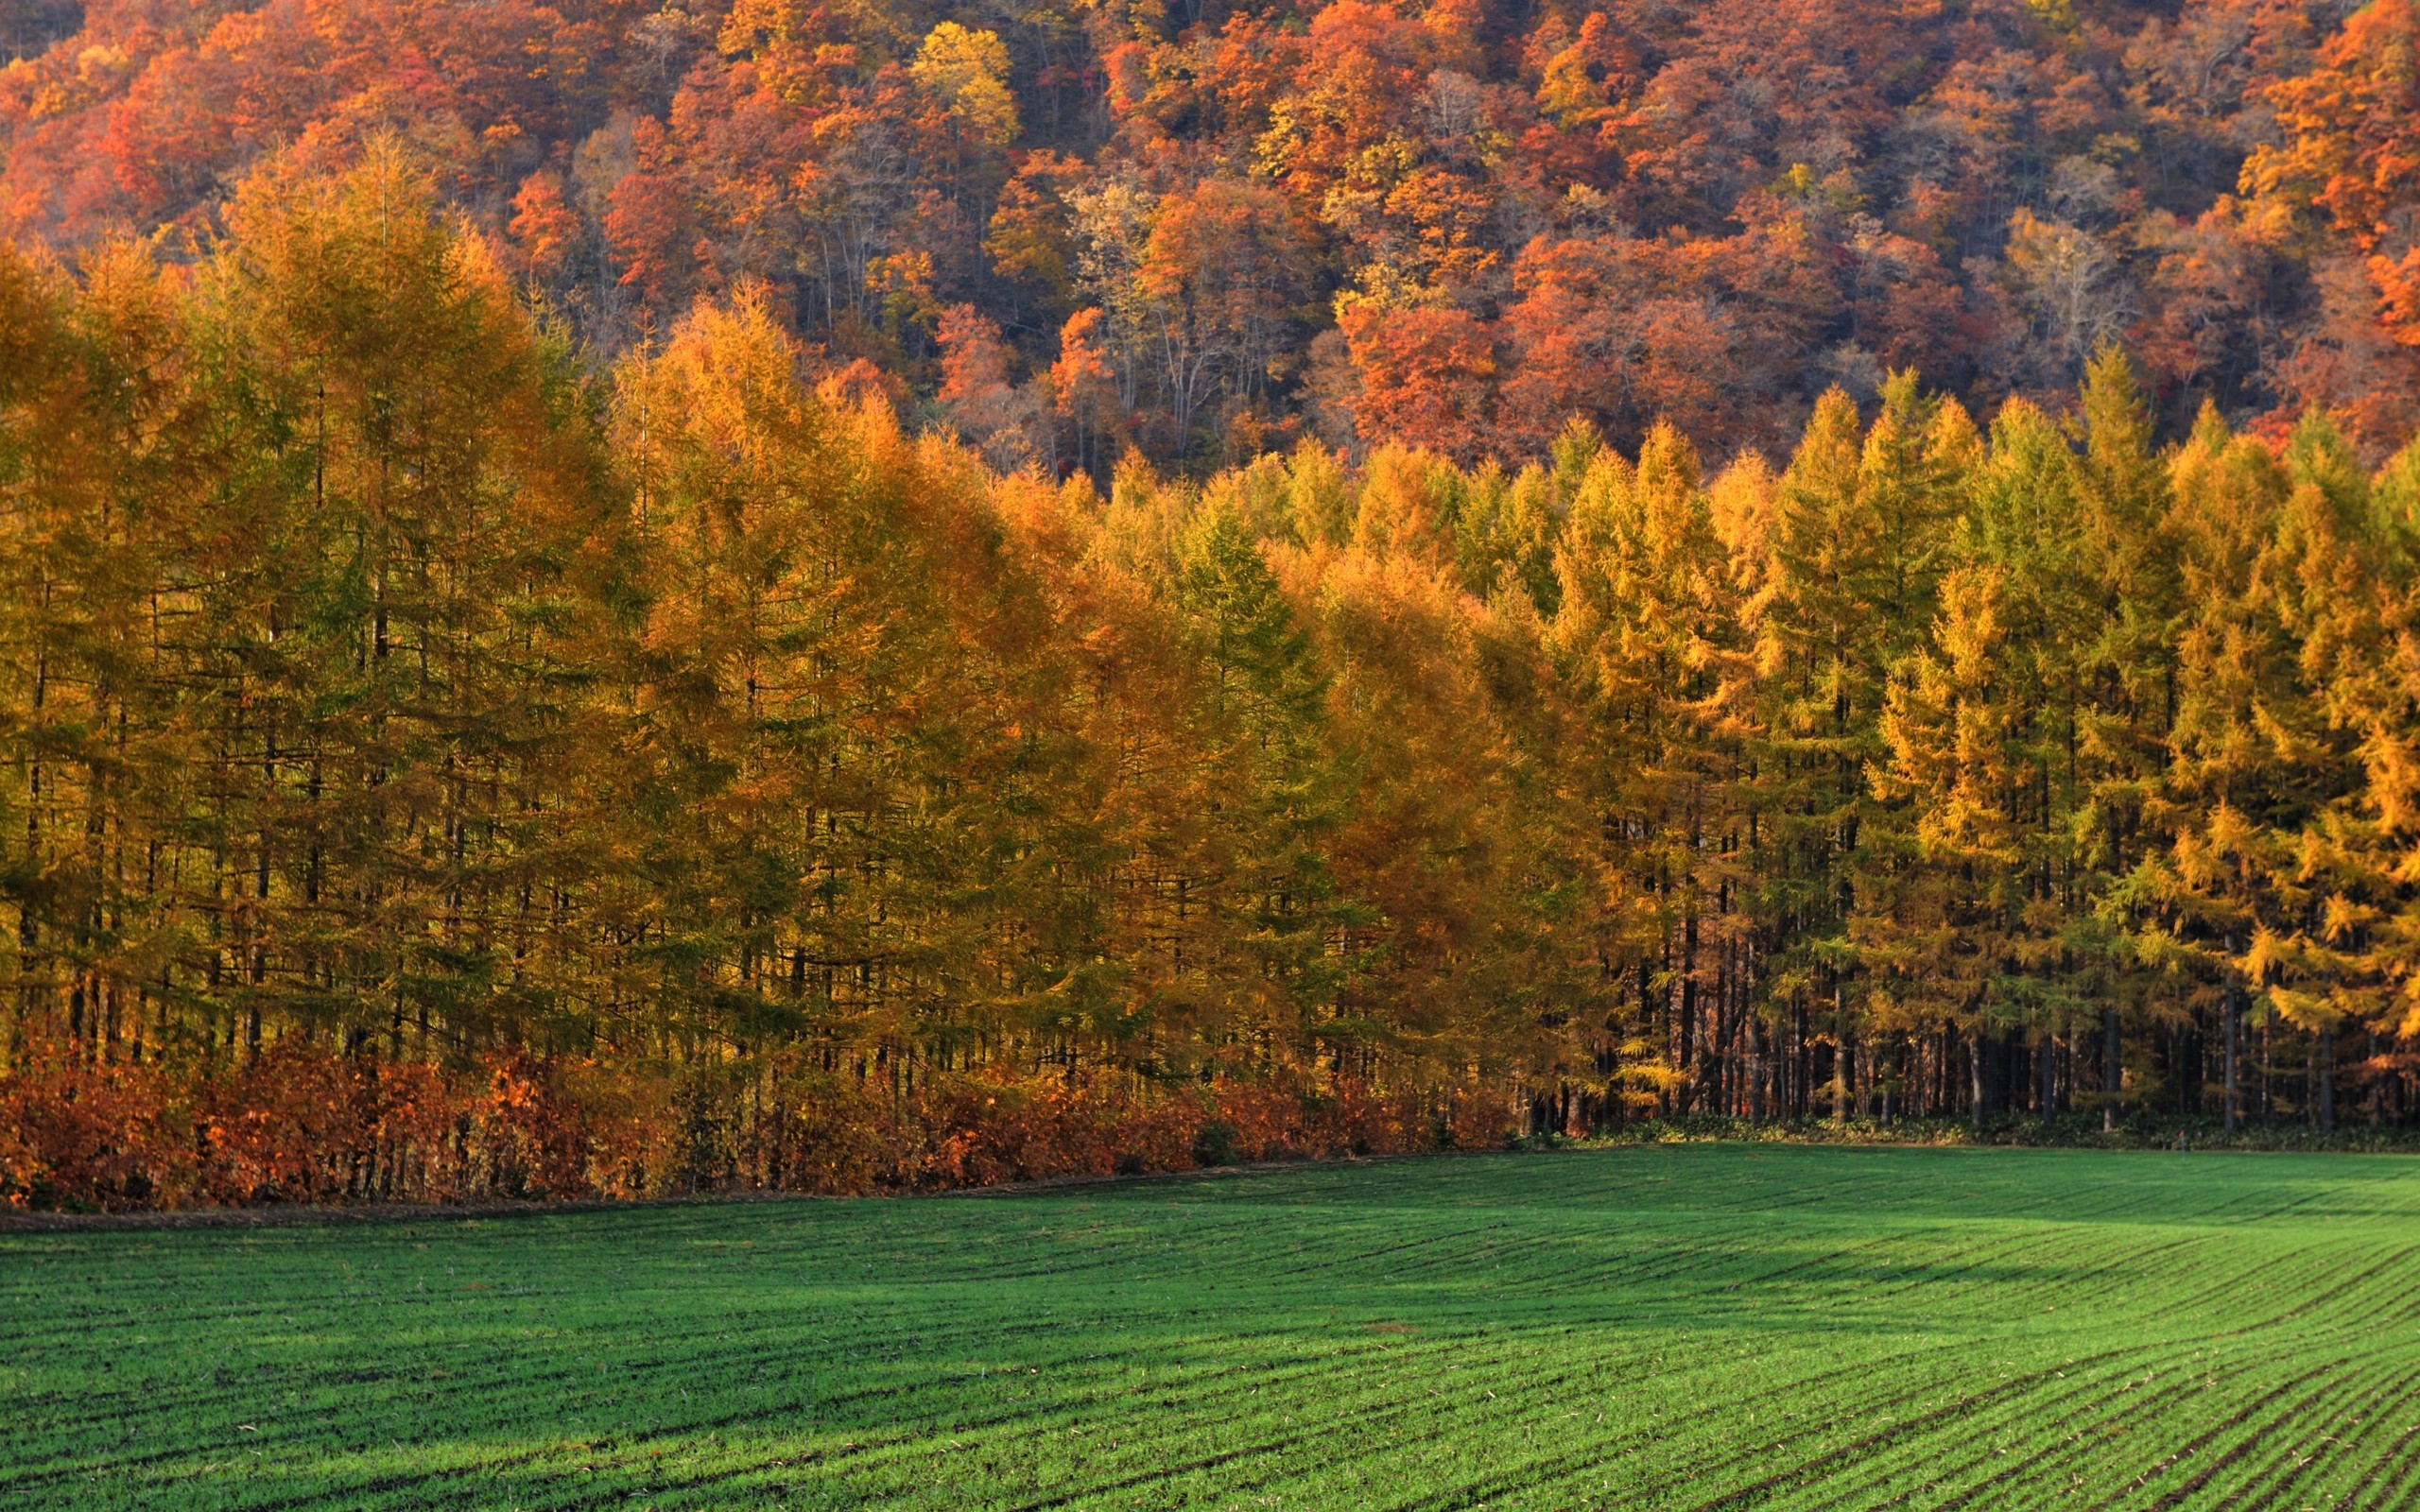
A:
[7,1,2420,1210]
[4,0,2418,469]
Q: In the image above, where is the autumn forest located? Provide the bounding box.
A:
[6,0,2420,1208]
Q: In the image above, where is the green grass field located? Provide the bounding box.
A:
[6,1144,2417,1509]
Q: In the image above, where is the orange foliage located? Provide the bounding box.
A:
[508,168,579,279]
[2249,0,2420,346]
[1340,303,1497,466]
[0,1041,1489,1210]
[8,0,2419,463]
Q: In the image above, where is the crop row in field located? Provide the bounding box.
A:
[6,1144,2418,1508]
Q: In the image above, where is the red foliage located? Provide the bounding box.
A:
[8,0,2418,461]
[508,169,579,279]
[0,1052,173,1209]
[1339,303,1498,464]
[1497,233,1770,455]
[937,301,1034,465]
[605,116,694,306]
[2253,0,2420,350]
[0,1040,1497,1211]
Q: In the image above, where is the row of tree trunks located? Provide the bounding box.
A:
[1535,1007,2366,1133]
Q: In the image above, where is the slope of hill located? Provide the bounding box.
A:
[6,0,2417,467]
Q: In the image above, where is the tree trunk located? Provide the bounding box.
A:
[1877,1038,1892,1126]
[1831,978,1848,1122]
[2223,969,2243,1135]
[1748,1013,1766,1125]
[2319,1025,2336,1132]
[2259,1015,2271,1118]
[1799,994,1815,1119]
[2101,1007,2121,1131]
[1968,1027,1985,1130]
[2038,1025,2056,1117]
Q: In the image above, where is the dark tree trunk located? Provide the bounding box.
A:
[2319,1025,2336,1131]
[2223,969,2243,1135]
[1748,1013,1767,1125]
[1790,996,1809,1112]
[1968,1028,1985,1129]
[2102,1007,2121,1130]
[2038,1026,2056,1116]
[1831,979,1847,1121]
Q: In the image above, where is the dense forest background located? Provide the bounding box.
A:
[6,0,2420,1209]
[6,0,2420,468]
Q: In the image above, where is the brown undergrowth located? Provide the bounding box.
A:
[0,1040,1518,1212]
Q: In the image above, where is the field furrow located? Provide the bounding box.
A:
[7,1143,2417,1509]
